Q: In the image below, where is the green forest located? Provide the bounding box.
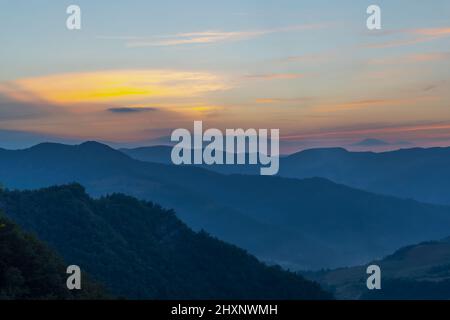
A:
[0,184,331,300]
[0,213,107,299]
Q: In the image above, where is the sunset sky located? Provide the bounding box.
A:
[1,0,449,152]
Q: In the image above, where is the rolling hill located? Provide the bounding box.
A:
[0,184,330,299]
[280,147,450,205]
[121,145,450,205]
[304,237,450,300]
[2,142,450,270]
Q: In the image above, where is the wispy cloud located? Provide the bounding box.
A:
[412,27,450,36]
[316,99,398,113]
[99,24,325,47]
[255,97,312,104]
[0,92,59,121]
[422,80,448,92]
[363,37,431,49]
[129,30,265,47]
[107,107,158,114]
[281,120,450,142]
[362,26,450,49]
[0,70,230,105]
[280,51,336,64]
[245,73,303,80]
[408,52,450,62]
[315,96,438,113]
[369,52,450,64]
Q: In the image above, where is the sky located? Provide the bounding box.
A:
[0,0,449,152]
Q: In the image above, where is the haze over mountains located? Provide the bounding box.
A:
[0,184,329,299]
[280,147,450,206]
[122,144,450,205]
[305,237,450,300]
[2,142,450,270]
[349,138,412,148]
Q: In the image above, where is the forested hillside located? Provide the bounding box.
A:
[0,213,107,299]
[0,184,331,299]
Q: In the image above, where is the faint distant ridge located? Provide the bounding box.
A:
[119,145,172,164]
[121,142,450,206]
[351,138,390,147]
[351,138,412,147]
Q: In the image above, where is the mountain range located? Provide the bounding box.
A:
[0,184,330,299]
[122,145,450,205]
[2,142,450,270]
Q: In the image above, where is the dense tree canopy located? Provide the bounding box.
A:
[0,184,331,299]
[0,213,107,299]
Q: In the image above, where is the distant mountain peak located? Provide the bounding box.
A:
[287,147,349,159]
[26,141,120,155]
[352,138,390,147]
[29,141,66,148]
[22,141,132,164]
[79,141,114,149]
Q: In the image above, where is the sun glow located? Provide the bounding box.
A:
[6,70,229,105]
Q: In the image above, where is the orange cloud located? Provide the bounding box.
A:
[170,104,224,117]
[412,27,450,36]
[281,122,450,142]
[363,37,430,49]
[363,27,450,49]
[1,70,229,105]
[406,52,450,62]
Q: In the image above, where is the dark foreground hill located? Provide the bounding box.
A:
[0,213,106,299]
[2,142,450,270]
[0,184,331,299]
[304,238,450,300]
